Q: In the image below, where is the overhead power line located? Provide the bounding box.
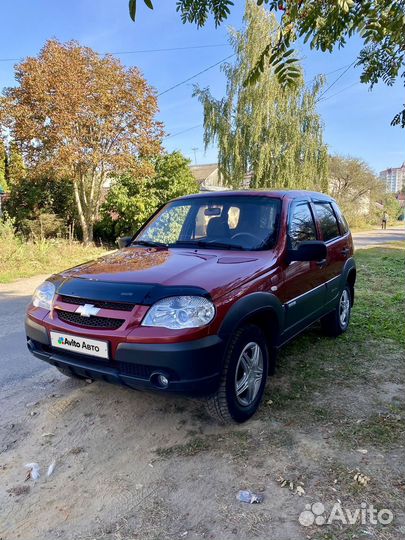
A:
[317,60,356,101]
[158,53,235,97]
[318,81,360,104]
[164,124,203,139]
[0,43,229,63]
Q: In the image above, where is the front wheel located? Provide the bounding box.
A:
[205,324,269,423]
[321,285,352,337]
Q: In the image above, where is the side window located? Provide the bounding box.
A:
[314,202,340,241]
[332,203,349,234]
[288,203,317,249]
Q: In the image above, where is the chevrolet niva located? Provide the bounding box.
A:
[26,191,356,423]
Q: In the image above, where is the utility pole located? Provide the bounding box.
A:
[192,147,198,165]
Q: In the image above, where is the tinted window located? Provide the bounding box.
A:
[332,203,349,234]
[314,202,340,241]
[288,203,317,249]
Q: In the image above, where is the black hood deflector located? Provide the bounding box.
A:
[53,277,210,306]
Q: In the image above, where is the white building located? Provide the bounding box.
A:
[379,162,405,193]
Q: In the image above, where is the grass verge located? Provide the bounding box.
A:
[0,237,108,283]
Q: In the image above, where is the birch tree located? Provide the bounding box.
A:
[193,2,328,190]
[1,40,163,243]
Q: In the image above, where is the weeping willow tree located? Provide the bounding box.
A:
[194,1,328,191]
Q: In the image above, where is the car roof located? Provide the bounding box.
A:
[175,189,336,203]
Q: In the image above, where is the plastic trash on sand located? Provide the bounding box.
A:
[237,490,264,504]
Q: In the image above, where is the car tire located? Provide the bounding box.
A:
[205,324,269,423]
[321,284,352,337]
[56,366,91,381]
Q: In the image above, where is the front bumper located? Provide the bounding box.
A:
[25,317,223,396]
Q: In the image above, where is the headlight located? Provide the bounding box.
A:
[142,296,215,329]
[32,281,56,310]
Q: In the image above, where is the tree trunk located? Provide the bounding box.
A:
[72,179,92,244]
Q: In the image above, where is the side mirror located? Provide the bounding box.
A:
[287,240,327,262]
[117,236,132,249]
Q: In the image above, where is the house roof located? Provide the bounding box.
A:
[190,163,218,183]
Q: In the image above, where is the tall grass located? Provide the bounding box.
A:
[0,216,108,283]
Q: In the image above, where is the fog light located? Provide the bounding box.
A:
[157,374,169,388]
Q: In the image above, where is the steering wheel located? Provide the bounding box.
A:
[231,232,257,243]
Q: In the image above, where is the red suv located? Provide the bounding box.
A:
[26,191,356,422]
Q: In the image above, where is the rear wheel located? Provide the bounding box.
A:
[205,324,269,423]
[321,285,352,337]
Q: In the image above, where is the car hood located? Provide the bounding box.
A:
[57,247,274,300]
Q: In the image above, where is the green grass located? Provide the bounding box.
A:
[0,237,108,283]
[351,246,405,346]
[338,412,405,447]
[260,245,405,423]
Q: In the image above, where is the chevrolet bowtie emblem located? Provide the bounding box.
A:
[75,304,100,317]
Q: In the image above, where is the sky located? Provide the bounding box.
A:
[0,0,404,174]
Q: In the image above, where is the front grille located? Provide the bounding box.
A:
[56,309,125,330]
[59,295,135,312]
[118,362,156,379]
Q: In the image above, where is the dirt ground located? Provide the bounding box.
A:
[1,341,404,540]
[1,247,404,540]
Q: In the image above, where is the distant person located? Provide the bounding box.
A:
[381,211,388,230]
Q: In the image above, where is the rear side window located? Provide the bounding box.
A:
[288,203,317,249]
[332,203,349,234]
[314,202,340,241]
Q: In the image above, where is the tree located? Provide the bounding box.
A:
[1,40,163,243]
[0,140,7,192]
[381,192,402,221]
[328,154,385,225]
[5,176,76,238]
[101,151,198,238]
[129,0,405,127]
[193,2,328,190]
[6,142,25,186]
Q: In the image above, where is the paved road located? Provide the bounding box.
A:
[0,275,51,391]
[352,225,405,249]
[1,227,404,391]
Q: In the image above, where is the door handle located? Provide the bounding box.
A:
[341,247,350,256]
[316,259,327,268]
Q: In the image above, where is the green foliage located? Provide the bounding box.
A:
[130,0,405,127]
[380,193,403,222]
[193,2,328,190]
[329,155,403,227]
[20,213,66,240]
[101,151,198,239]
[0,140,7,192]
[6,142,25,186]
[5,176,76,238]
[328,155,385,227]
[129,0,232,26]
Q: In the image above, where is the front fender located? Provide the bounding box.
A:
[218,292,284,344]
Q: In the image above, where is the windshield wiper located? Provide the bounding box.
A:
[174,240,245,251]
[131,240,168,248]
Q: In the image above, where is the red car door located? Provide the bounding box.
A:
[278,200,327,333]
[312,200,351,306]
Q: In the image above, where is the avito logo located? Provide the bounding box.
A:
[58,337,65,345]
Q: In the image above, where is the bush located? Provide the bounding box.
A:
[98,151,198,241]
[5,177,76,238]
[20,213,66,240]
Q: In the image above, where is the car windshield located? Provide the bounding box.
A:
[133,196,281,251]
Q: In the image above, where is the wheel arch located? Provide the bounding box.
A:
[217,292,284,373]
[342,258,356,306]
